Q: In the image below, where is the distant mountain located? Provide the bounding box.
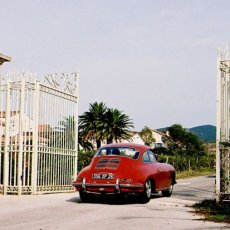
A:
[189,125,216,143]
[157,125,216,143]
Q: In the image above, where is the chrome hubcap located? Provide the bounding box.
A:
[145,180,151,198]
[169,185,173,193]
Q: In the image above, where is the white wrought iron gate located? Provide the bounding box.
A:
[0,72,78,195]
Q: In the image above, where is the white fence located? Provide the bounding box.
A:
[0,72,78,195]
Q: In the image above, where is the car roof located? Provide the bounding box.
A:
[99,143,151,152]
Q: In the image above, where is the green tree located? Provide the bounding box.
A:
[78,130,94,150]
[79,102,107,149]
[48,116,75,150]
[50,115,93,150]
[104,108,134,144]
[163,124,206,157]
[58,116,75,149]
[140,126,156,146]
[79,102,134,149]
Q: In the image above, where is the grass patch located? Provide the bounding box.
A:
[193,199,230,223]
[176,169,215,179]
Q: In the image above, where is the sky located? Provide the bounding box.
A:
[0,0,230,131]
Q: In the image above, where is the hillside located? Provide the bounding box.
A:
[157,125,216,143]
[189,125,216,143]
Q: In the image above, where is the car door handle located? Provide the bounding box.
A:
[157,169,160,173]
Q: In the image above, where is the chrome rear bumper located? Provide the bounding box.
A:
[72,178,143,194]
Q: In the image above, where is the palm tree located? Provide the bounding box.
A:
[104,108,134,144]
[78,130,94,150]
[79,102,134,149]
[79,102,107,149]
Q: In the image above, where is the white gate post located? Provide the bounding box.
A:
[32,81,40,194]
[216,51,221,202]
[3,81,11,195]
[216,47,230,202]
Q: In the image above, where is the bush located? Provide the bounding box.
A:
[153,147,171,155]
[158,154,215,172]
[78,150,96,172]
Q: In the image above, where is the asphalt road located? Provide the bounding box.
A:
[173,175,216,202]
[0,176,229,230]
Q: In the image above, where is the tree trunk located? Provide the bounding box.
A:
[106,138,113,144]
[96,139,101,149]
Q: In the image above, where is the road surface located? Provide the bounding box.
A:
[0,176,229,230]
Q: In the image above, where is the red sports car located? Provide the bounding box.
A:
[72,143,176,203]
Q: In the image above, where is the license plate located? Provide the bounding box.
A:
[92,173,114,179]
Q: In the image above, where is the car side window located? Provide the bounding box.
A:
[143,151,150,162]
[143,150,157,163]
[148,150,157,163]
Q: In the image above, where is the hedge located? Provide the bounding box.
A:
[77,150,216,172]
[158,154,215,171]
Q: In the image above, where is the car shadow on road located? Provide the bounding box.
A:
[207,175,215,178]
[67,193,163,205]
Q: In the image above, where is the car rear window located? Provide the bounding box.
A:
[96,147,139,159]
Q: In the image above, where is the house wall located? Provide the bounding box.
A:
[123,133,145,145]
[151,130,165,148]
[0,113,34,137]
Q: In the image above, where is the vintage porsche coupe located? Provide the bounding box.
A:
[72,143,176,203]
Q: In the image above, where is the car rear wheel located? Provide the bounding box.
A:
[79,190,92,202]
[140,179,152,203]
[162,184,173,197]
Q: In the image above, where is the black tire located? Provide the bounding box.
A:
[79,190,92,202]
[162,184,173,197]
[140,179,152,203]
